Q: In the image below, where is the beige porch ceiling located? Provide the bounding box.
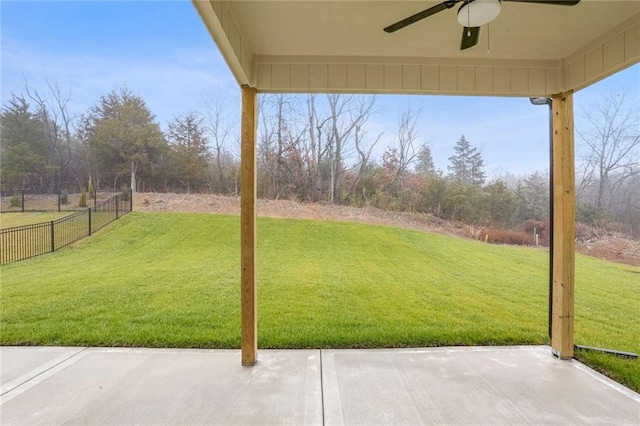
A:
[194,0,640,96]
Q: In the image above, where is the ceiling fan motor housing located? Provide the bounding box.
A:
[457,0,502,28]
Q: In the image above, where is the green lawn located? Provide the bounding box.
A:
[1,210,121,264]
[0,212,71,229]
[1,212,638,391]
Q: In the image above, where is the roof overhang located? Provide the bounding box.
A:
[193,0,640,96]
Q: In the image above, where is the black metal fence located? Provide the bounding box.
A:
[0,190,118,213]
[0,191,132,264]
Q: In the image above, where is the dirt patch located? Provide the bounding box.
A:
[133,192,465,235]
[133,192,640,267]
[575,223,640,267]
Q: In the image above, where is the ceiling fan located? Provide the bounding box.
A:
[384,0,581,50]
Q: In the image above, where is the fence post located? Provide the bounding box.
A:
[50,220,55,253]
[130,188,133,212]
[58,190,61,212]
[88,207,92,236]
[116,195,119,219]
[21,190,25,212]
[94,191,97,208]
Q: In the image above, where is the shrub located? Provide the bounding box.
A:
[463,225,483,240]
[121,186,130,202]
[480,229,535,246]
[576,205,606,225]
[79,192,87,208]
[523,219,550,246]
[88,179,95,199]
[9,194,21,208]
[60,190,68,205]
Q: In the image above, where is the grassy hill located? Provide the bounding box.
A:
[1,212,638,391]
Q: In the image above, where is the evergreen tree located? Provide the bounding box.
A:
[166,112,210,192]
[0,95,47,190]
[482,180,518,226]
[82,88,167,192]
[469,151,486,186]
[415,144,436,175]
[447,135,485,186]
[422,173,448,216]
[518,172,549,220]
[442,180,482,223]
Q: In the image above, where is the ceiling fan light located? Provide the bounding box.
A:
[457,0,502,27]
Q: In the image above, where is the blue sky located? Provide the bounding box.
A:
[2,1,639,177]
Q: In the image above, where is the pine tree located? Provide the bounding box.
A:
[415,144,436,175]
[522,171,550,220]
[469,151,486,186]
[447,135,486,186]
[482,180,517,226]
[0,95,47,190]
[166,112,210,192]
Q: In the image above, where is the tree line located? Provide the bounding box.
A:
[1,84,638,237]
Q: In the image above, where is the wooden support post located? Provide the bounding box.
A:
[240,85,258,366]
[551,91,575,359]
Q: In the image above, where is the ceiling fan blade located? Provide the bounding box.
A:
[502,0,580,5]
[461,27,480,50]
[384,1,458,33]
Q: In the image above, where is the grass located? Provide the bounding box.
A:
[0,210,122,264]
[0,212,71,229]
[0,212,638,391]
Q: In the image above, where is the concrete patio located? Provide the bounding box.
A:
[1,345,638,425]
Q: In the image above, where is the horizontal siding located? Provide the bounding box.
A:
[256,61,560,96]
[563,14,640,92]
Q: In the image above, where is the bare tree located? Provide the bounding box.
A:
[349,97,382,200]
[618,175,640,237]
[23,76,77,191]
[577,90,640,211]
[325,94,380,202]
[393,106,422,188]
[203,91,239,194]
[257,94,275,196]
[326,94,353,202]
[305,94,333,201]
[258,94,305,199]
[273,94,288,197]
